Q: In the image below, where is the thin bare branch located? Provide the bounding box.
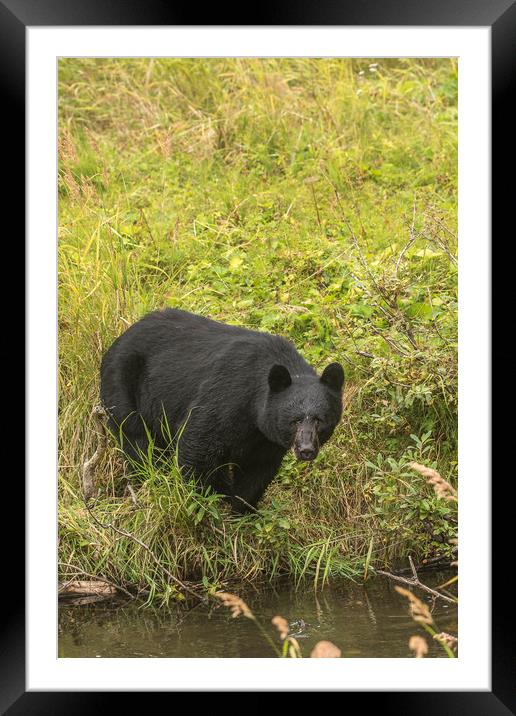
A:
[377,558,457,605]
[82,405,109,501]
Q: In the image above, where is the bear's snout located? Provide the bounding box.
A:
[297,447,317,461]
[293,418,319,461]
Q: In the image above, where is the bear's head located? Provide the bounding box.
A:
[259,362,344,460]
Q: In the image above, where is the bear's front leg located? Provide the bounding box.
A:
[176,423,233,496]
[230,451,285,514]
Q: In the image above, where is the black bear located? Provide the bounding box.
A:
[100,308,344,513]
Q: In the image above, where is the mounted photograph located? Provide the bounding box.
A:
[57,57,458,659]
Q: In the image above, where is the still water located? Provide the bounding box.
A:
[59,572,457,658]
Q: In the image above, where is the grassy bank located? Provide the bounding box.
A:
[58,58,458,603]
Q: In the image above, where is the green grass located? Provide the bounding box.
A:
[58,58,458,604]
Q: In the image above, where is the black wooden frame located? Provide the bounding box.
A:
[8,0,513,710]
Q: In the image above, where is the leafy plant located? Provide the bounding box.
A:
[365,434,457,559]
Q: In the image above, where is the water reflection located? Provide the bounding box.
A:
[59,572,457,658]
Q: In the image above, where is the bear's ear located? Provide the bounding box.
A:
[268,364,292,393]
[320,362,345,392]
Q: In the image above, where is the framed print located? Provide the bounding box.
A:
[6,0,513,710]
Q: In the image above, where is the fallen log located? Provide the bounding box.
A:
[58,580,117,598]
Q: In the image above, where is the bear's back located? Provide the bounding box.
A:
[101,308,314,422]
[139,308,311,378]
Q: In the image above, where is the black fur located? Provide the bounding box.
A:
[100,308,344,513]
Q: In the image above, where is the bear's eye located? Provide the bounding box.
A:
[290,419,302,427]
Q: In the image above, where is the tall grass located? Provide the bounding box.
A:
[58,58,458,603]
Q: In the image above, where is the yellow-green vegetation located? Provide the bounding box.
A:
[58,58,458,604]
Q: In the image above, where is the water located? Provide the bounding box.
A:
[58,572,457,658]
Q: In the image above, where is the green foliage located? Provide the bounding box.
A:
[365,434,457,558]
[58,58,457,602]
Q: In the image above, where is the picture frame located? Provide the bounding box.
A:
[7,0,512,709]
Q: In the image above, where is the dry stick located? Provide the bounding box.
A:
[425,211,458,240]
[84,500,207,603]
[139,208,156,244]
[396,554,454,574]
[376,556,457,605]
[348,271,395,325]
[82,405,109,501]
[232,495,260,514]
[310,182,322,229]
[124,481,139,507]
[368,324,410,357]
[395,194,417,278]
[346,270,415,355]
[412,227,458,266]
